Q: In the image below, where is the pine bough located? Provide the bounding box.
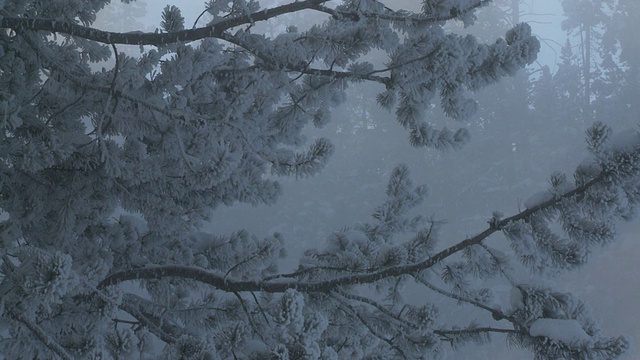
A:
[0,0,632,359]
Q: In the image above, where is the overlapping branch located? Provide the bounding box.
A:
[0,0,490,46]
[98,171,607,293]
[6,307,73,360]
[313,0,492,23]
[0,0,331,45]
[18,32,185,123]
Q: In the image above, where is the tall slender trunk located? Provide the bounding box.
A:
[509,0,529,179]
[511,0,526,104]
[511,0,526,106]
[583,25,592,120]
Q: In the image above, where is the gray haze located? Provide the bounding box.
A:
[91,0,640,358]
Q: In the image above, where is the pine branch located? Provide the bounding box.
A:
[414,274,510,322]
[97,43,121,135]
[334,290,417,329]
[233,291,265,342]
[1,0,495,89]
[434,327,518,337]
[6,307,74,360]
[334,296,407,359]
[112,318,141,326]
[19,32,184,123]
[0,0,333,45]
[478,243,517,285]
[217,32,389,84]
[250,292,273,328]
[312,0,492,23]
[97,160,619,297]
[0,0,490,46]
[119,294,180,344]
[261,264,363,281]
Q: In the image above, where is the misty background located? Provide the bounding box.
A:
[94,1,639,358]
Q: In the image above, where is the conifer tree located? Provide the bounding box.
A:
[0,1,635,359]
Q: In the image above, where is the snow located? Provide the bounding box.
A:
[529,318,592,346]
[524,191,554,209]
[509,286,524,311]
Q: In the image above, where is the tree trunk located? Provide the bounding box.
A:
[583,25,592,120]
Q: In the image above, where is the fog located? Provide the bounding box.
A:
[92,1,639,358]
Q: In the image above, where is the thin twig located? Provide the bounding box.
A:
[19,32,184,124]
[7,307,74,360]
[98,43,121,135]
[118,299,179,344]
[333,295,407,359]
[112,318,141,326]
[233,291,265,341]
[46,90,86,126]
[261,265,363,281]
[478,243,517,286]
[250,292,273,329]
[415,274,511,322]
[334,290,417,330]
[435,327,517,336]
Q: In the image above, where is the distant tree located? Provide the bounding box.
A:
[422,0,549,221]
[552,39,585,124]
[0,1,634,359]
[594,0,640,125]
[560,0,609,119]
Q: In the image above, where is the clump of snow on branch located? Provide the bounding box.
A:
[529,318,591,346]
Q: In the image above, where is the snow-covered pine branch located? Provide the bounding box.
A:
[0,0,495,46]
[97,130,636,356]
[98,131,639,293]
[0,0,633,359]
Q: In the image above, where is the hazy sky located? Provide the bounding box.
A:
[521,0,565,71]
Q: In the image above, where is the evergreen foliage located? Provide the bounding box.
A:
[0,0,636,359]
